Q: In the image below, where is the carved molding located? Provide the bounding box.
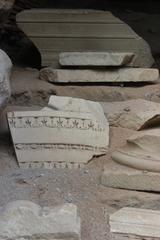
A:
[15,143,107,153]
[8,116,104,132]
[19,161,85,169]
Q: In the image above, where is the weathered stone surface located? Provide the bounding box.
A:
[101,99,160,130]
[59,52,135,66]
[39,68,159,83]
[17,9,154,67]
[110,207,160,238]
[0,49,12,112]
[0,200,81,240]
[7,96,109,169]
[112,129,160,173]
[101,160,160,192]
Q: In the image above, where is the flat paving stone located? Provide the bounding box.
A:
[59,52,135,66]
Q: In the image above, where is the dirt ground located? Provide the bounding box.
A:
[1,68,160,240]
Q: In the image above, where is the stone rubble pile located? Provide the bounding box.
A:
[1,8,160,239]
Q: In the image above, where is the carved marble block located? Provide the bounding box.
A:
[112,129,160,173]
[7,96,109,169]
[0,49,12,112]
[0,201,81,240]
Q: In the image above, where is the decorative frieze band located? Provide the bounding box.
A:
[19,161,85,169]
[15,143,107,153]
[8,116,104,132]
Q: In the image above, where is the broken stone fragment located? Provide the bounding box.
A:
[7,96,109,169]
[0,49,12,112]
[110,207,160,239]
[112,128,160,173]
[101,160,160,192]
[17,9,154,67]
[0,200,81,240]
[59,52,135,66]
[39,68,159,83]
[101,99,160,130]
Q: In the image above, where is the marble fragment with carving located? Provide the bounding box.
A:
[112,128,160,173]
[7,96,109,169]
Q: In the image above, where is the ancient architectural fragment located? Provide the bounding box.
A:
[39,68,159,83]
[59,52,135,66]
[101,99,160,130]
[0,200,81,240]
[7,96,109,169]
[0,49,12,112]
[110,207,160,239]
[112,129,160,173]
[101,161,160,192]
[17,9,154,67]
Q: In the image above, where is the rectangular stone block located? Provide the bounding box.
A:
[110,207,160,238]
[40,68,159,83]
[59,52,134,66]
[101,161,160,192]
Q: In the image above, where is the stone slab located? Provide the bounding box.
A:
[17,9,154,67]
[101,160,160,192]
[110,207,160,238]
[7,96,109,169]
[59,52,135,66]
[39,68,159,83]
[101,99,160,130]
[0,200,81,240]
